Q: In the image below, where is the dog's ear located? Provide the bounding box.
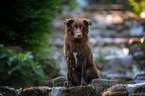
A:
[82,18,92,26]
[64,18,74,26]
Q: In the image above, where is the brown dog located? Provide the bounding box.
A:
[63,18,101,87]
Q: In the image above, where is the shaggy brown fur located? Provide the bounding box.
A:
[63,18,101,87]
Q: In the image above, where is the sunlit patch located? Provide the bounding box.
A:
[129,37,144,44]
[140,36,145,43]
[112,15,123,24]
[129,38,140,44]
[122,48,129,55]
[140,12,145,19]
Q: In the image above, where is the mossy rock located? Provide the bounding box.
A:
[38,76,67,87]
[60,86,97,96]
[18,87,52,96]
[0,86,15,96]
[102,83,145,96]
[91,79,135,91]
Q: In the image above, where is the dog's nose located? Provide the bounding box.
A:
[77,33,82,37]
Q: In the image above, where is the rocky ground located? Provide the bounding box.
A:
[1,76,145,96]
[1,9,145,96]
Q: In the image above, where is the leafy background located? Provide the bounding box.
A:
[0,0,77,88]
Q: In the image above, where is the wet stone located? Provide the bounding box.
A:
[60,86,97,96]
[106,25,114,30]
[47,76,66,87]
[129,44,142,54]
[102,55,135,79]
[133,51,145,60]
[50,38,64,48]
[102,83,145,96]
[102,84,129,96]
[39,76,66,87]
[116,29,130,37]
[91,79,135,95]
[0,79,137,96]
[134,72,145,83]
[18,87,52,96]
[114,24,127,32]
[0,86,16,96]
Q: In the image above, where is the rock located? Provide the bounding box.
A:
[39,76,66,87]
[52,19,64,30]
[59,79,135,96]
[91,79,135,95]
[102,55,134,79]
[51,38,64,48]
[128,83,145,94]
[114,24,127,32]
[116,30,130,37]
[140,60,145,68]
[129,44,142,54]
[133,51,145,60]
[18,85,97,96]
[0,86,16,96]
[90,38,128,47]
[47,76,66,87]
[0,78,136,96]
[49,87,65,96]
[91,79,135,87]
[60,86,97,96]
[102,84,129,96]
[102,83,145,96]
[129,22,145,36]
[134,72,145,83]
[106,25,114,30]
[18,86,52,96]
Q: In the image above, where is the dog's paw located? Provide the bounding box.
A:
[67,83,74,88]
[81,80,87,86]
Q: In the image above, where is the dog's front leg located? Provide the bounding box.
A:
[67,65,73,87]
[80,60,87,86]
[66,52,75,87]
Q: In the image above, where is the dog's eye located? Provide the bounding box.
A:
[73,26,77,30]
[71,31,74,36]
[80,25,83,29]
[74,26,77,28]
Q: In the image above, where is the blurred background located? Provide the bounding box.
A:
[0,0,145,88]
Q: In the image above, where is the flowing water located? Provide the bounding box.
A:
[49,87,65,96]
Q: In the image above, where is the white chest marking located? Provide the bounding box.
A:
[73,52,78,66]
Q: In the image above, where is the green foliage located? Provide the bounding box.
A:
[0,44,45,88]
[63,81,67,87]
[0,0,77,49]
[34,46,60,79]
[70,0,78,8]
[137,42,142,48]
[95,51,105,63]
[129,0,145,15]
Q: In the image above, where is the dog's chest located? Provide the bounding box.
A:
[73,52,78,66]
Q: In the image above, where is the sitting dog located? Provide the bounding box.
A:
[63,18,101,87]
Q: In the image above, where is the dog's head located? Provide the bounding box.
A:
[64,18,92,39]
